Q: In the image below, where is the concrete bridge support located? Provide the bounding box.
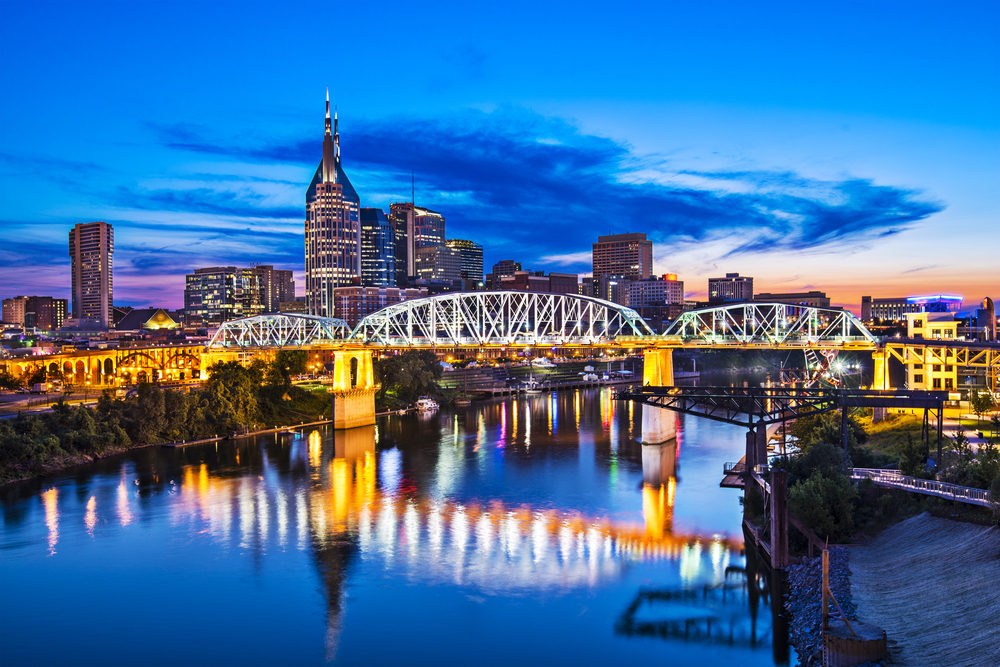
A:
[871,350,889,423]
[643,348,674,386]
[330,350,377,430]
[746,419,768,470]
[641,404,676,444]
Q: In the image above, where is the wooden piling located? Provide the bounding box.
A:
[770,469,788,569]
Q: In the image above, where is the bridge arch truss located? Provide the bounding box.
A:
[208,313,352,348]
[352,291,654,347]
[664,302,877,346]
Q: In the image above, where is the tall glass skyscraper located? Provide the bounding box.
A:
[305,92,361,316]
[360,208,396,287]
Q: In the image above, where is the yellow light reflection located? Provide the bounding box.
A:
[41,487,59,555]
[84,496,97,536]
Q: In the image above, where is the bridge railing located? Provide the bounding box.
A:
[850,468,995,507]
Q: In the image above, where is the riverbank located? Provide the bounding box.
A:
[784,547,859,667]
[851,513,1000,667]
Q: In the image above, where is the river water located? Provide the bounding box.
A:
[0,388,792,666]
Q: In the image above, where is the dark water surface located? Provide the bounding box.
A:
[0,388,793,666]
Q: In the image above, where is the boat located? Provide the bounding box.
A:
[525,370,545,394]
[454,397,472,407]
[415,396,439,411]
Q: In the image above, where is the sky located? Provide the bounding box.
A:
[1,0,998,315]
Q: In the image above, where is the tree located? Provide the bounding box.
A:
[990,474,1000,516]
[788,472,859,543]
[899,433,926,477]
[267,350,308,388]
[0,369,22,394]
[204,361,259,431]
[970,389,995,429]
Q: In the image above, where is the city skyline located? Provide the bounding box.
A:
[1,1,997,314]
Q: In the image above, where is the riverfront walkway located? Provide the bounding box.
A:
[851,513,1000,667]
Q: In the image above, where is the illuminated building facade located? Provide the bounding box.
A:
[360,208,395,287]
[708,273,753,302]
[69,221,114,328]
[592,233,652,283]
[183,266,263,328]
[861,295,963,322]
[415,245,462,282]
[1,296,68,330]
[755,291,830,308]
[252,265,295,313]
[904,312,959,393]
[626,274,685,308]
[389,202,446,286]
[332,286,428,327]
[306,93,361,317]
[444,239,484,284]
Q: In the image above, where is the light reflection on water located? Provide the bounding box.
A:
[1,388,790,667]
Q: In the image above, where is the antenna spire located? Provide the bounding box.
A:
[334,105,339,161]
[412,172,415,206]
[324,88,331,136]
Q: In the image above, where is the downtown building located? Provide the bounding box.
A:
[183,265,292,328]
[488,260,522,289]
[305,93,361,316]
[708,273,753,302]
[388,202,446,286]
[860,295,963,322]
[332,286,428,328]
[360,208,396,286]
[1,295,68,330]
[444,239,484,285]
[69,221,114,328]
[592,233,653,285]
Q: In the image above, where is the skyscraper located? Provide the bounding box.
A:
[252,265,295,312]
[305,92,361,316]
[592,233,652,284]
[444,239,484,284]
[360,208,396,286]
[389,202,446,286]
[69,221,114,328]
[183,266,263,328]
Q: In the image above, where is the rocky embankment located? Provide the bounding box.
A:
[784,547,862,666]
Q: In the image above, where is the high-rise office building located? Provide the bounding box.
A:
[69,221,114,328]
[2,296,68,330]
[360,208,396,286]
[708,273,753,302]
[592,233,652,284]
[625,274,685,308]
[444,239,484,284]
[305,92,361,317]
[389,202,446,286]
[183,266,263,328]
[415,245,463,282]
[252,265,295,313]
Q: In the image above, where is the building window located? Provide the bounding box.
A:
[945,365,953,372]
[914,364,923,370]
[945,378,953,389]
[932,329,941,337]
[914,374,923,383]
[913,319,923,328]
[933,378,942,389]
[933,364,941,372]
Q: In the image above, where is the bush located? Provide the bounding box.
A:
[788,471,858,543]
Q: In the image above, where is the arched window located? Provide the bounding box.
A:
[350,357,359,388]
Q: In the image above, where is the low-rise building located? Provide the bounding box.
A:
[862,295,962,322]
[904,313,960,393]
[2,296,69,330]
[755,291,830,308]
[708,273,753,302]
[626,274,684,308]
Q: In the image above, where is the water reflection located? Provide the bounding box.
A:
[1,388,791,666]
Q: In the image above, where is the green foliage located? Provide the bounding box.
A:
[267,350,308,388]
[899,433,927,477]
[204,361,260,431]
[20,366,46,387]
[0,368,23,393]
[990,473,1000,512]
[970,390,995,425]
[788,471,858,543]
[375,350,443,403]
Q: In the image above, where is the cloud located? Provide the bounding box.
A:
[152,107,944,274]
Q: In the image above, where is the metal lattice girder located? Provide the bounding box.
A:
[351,291,654,346]
[618,386,949,426]
[663,302,877,346]
[207,313,352,348]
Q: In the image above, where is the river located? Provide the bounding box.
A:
[0,387,793,666]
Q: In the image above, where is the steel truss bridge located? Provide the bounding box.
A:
[208,313,351,348]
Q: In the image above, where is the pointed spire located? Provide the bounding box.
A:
[334,105,340,162]
[324,88,332,137]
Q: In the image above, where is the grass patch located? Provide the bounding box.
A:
[855,413,924,457]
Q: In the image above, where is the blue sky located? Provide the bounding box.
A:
[1,0,997,312]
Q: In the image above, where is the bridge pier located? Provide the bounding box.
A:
[641,404,676,444]
[746,419,768,470]
[330,350,377,430]
[643,348,674,386]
